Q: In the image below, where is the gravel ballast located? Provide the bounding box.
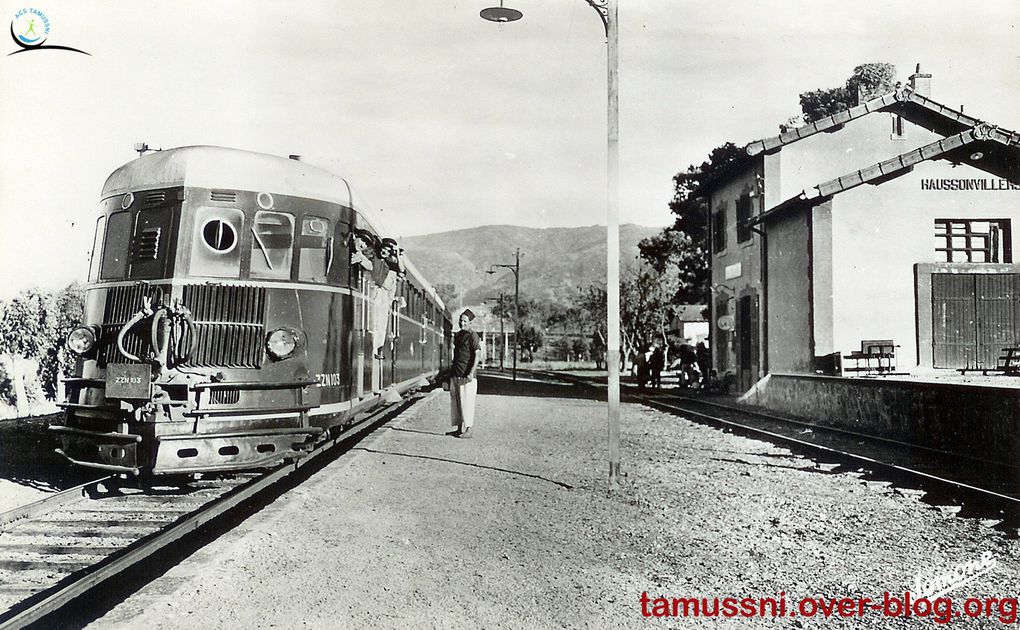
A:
[83,387,1019,629]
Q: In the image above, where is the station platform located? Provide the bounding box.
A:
[87,375,1020,629]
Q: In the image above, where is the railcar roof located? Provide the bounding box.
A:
[101,145,446,312]
[101,145,370,209]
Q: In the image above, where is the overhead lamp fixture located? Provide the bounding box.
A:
[480,0,522,23]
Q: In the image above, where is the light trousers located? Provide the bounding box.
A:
[450,376,477,429]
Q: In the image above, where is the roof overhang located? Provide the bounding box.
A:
[749,124,1020,227]
[744,86,1014,157]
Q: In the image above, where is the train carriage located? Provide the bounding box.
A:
[53,146,450,475]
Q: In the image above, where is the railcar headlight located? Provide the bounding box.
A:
[266,328,300,360]
[66,326,99,355]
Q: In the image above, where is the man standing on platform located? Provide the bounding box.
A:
[449,309,481,438]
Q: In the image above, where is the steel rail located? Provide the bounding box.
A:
[0,395,418,630]
[0,477,113,528]
[522,369,1020,481]
[640,396,1020,506]
[655,394,1019,471]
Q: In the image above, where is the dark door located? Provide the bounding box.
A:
[932,273,1019,368]
[737,293,759,391]
[977,274,1019,365]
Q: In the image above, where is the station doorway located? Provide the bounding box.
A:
[736,292,760,391]
[931,273,1020,369]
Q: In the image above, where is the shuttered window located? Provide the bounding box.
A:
[712,207,727,254]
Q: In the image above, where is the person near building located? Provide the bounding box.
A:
[649,342,665,389]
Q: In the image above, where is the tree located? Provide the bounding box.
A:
[638,229,707,306]
[517,323,543,362]
[577,258,684,371]
[618,261,683,367]
[434,283,460,310]
[40,283,85,399]
[0,289,56,414]
[668,142,745,245]
[799,63,896,123]
[645,141,744,309]
[576,284,607,368]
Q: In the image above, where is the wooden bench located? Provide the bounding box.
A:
[842,340,898,375]
[958,347,1020,375]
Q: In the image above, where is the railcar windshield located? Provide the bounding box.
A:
[250,211,294,279]
[100,211,132,280]
[298,215,331,282]
[88,215,106,282]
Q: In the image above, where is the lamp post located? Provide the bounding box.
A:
[481,0,620,484]
[487,247,520,382]
[485,294,507,370]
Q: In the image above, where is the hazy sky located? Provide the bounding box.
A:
[1,1,1018,296]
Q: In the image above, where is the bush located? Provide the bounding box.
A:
[0,283,85,411]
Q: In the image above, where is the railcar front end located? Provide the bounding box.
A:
[53,147,447,475]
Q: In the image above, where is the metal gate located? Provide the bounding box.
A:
[932,273,1020,368]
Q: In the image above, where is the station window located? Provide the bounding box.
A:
[191,207,244,278]
[935,219,1011,263]
[250,211,295,280]
[736,194,753,243]
[298,215,332,282]
[101,211,133,280]
[712,207,727,254]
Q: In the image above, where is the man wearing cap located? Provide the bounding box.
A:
[368,237,405,360]
[449,308,481,438]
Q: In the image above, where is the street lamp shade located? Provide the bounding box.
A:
[480,4,522,23]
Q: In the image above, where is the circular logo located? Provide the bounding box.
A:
[12,8,50,47]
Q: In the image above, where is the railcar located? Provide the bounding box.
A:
[51,146,451,475]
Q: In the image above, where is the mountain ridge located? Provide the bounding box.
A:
[401,223,661,307]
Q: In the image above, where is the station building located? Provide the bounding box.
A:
[707,69,1020,393]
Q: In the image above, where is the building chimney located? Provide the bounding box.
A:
[908,63,932,98]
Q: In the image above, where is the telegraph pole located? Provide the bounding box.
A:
[488,247,520,382]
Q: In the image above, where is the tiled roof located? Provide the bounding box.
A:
[744,87,1004,157]
[749,123,1020,226]
[745,92,901,156]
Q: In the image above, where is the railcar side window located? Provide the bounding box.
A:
[331,223,351,285]
[88,215,106,282]
[298,215,331,282]
[100,211,133,280]
[190,207,244,278]
[250,211,294,280]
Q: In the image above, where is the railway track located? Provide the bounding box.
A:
[643,395,1020,531]
[520,369,1020,526]
[0,392,429,630]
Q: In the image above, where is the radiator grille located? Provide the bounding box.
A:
[104,284,151,323]
[99,285,160,365]
[98,284,266,369]
[182,285,266,368]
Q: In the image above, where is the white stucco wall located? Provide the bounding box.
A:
[825,159,1020,366]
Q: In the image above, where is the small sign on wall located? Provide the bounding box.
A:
[725,263,742,280]
[717,315,735,331]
